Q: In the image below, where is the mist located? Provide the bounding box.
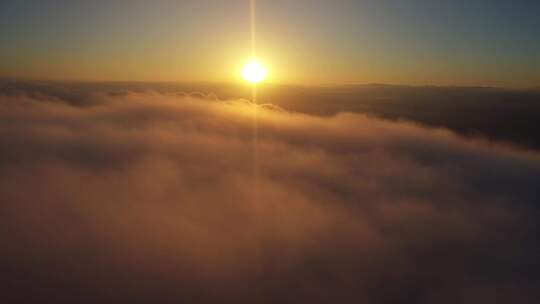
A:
[1,85,539,303]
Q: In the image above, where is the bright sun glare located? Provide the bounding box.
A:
[242,60,267,84]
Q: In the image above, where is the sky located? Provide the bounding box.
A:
[1,0,539,87]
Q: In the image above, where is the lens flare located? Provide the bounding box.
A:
[242,60,267,83]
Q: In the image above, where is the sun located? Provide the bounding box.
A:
[242,60,267,83]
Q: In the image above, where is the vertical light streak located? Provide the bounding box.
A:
[250,0,259,208]
[249,1,277,293]
[251,0,257,59]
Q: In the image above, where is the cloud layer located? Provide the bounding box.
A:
[1,90,539,303]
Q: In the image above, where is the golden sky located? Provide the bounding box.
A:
[1,1,539,87]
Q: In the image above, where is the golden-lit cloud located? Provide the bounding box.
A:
[1,86,539,303]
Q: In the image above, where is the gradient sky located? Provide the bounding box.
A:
[1,0,539,87]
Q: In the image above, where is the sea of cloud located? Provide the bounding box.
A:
[1,89,539,303]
